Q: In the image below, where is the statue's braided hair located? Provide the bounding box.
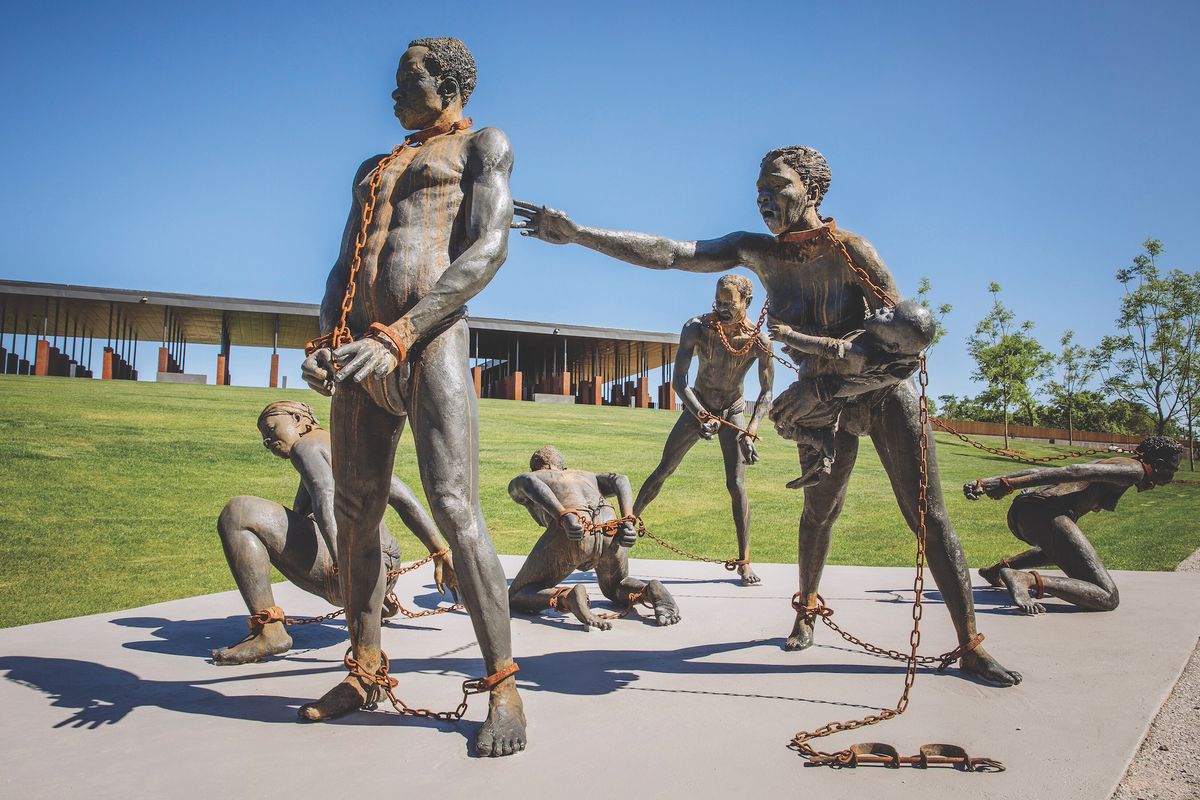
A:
[258,401,319,430]
[1136,435,1183,478]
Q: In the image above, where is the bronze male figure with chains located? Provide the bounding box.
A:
[513,145,1021,686]
[628,275,773,585]
[507,446,680,629]
[300,37,526,755]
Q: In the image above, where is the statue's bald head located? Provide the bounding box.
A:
[530,445,565,471]
[408,37,477,106]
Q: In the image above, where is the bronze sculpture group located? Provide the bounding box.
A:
[207,36,1182,762]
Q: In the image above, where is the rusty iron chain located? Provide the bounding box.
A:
[247,549,461,628]
[633,517,750,572]
[782,227,1000,769]
[305,119,472,358]
[930,416,1135,463]
[347,650,518,722]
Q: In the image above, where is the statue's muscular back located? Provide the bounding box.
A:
[345,127,493,333]
[522,469,607,528]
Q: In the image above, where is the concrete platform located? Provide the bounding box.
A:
[1,558,1196,799]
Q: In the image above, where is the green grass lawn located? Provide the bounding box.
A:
[1,375,1196,628]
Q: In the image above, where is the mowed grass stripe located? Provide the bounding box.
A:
[1,375,1196,627]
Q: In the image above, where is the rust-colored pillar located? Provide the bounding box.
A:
[510,371,523,400]
[556,371,571,395]
[34,340,50,376]
[269,353,280,388]
[636,377,650,408]
[472,366,482,398]
[158,346,169,373]
[591,375,604,405]
[658,382,676,411]
[216,354,227,386]
[101,347,113,380]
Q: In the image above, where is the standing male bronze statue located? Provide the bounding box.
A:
[513,145,1021,685]
[633,275,773,585]
[301,37,527,755]
[965,436,1182,614]
[213,401,457,666]
[508,446,681,629]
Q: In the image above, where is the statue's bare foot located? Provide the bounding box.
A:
[643,580,681,626]
[562,584,611,631]
[297,675,371,722]
[784,615,815,651]
[475,680,526,757]
[211,625,292,665]
[999,568,1045,615]
[978,564,1005,588]
[738,564,762,586]
[960,644,1023,686]
[382,595,400,619]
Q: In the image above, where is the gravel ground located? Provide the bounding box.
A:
[1111,549,1200,800]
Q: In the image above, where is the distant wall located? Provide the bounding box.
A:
[932,417,1196,450]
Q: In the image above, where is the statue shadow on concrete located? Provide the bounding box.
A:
[863,586,1085,614]
[0,629,985,740]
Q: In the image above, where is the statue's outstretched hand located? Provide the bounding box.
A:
[964,478,1008,501]
[332,339,398,385]
[560,511,586,541]
[767,319,795,341]
[512,200,579,244]
[433,550,460,604]
[302,348,335,396]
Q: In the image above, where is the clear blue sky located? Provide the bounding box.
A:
[2,0,1197,396]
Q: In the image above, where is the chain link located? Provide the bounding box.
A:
[347,650,518,722]
[247,548,460,629]
[633,517,750,572]
[930,416,1135,463]
[781,227,999,768]
[305,119,472,358]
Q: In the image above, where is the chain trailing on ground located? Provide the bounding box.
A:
[784,227,1002,771]
[304,119,473,359]
[930,416,1135,464]
[247,548,462,628]
[632,516,750,572]
[347,649,519,721]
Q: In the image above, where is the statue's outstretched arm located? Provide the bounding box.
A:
[513,200,752,274]
[964,460,1143,500]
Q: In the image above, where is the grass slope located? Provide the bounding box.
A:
[1,375,1196,627]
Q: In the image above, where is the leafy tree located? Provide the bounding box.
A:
[1094,239,1200,437]
[966,282,1053,448]
[1045,330,1094,444]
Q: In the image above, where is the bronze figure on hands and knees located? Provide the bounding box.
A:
[965,436,1182,615]
[508,446,681,629]
[300,37,526,756]
[513,144,1020,687]
[625,276,773,586]
[213,401,457,666]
